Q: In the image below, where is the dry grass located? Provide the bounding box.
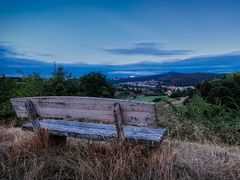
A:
[0,127,240,179]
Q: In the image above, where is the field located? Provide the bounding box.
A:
[133,96,168,102]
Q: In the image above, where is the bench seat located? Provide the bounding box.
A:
[22,119,167,145]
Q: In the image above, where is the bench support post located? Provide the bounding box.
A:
[113,103,125,145]
[25,100,66,147]
[25,100,42,134]
[25,100,46,144]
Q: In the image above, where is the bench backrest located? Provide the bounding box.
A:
[11,96,157,127]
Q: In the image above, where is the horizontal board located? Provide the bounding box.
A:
[21,120,167,145]
[11,96,157,127]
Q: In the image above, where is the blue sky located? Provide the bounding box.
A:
[1,0,240,65]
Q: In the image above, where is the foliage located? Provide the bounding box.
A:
[170,90,188,98]
[178,96,240,144]
[15,74,45,97]
[44,66,75,96]
[157,96,240,145]
[78,72,115,97]
[154,84,165,95]
[174,73,240,144]
[0,75,17,121]
[194,73,240,110]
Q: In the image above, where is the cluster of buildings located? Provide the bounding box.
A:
[161,85,194,96]
[115,80,194,96]
[115,80,158,90]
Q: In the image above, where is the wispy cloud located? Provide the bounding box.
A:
[105,42,192,56]
[35,52,53,57]
[0,42,53,59]
[21,51,53,59]
[0,43,24,58]
[109,71,159,76]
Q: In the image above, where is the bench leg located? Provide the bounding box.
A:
[113,103,125,145]
[48,135,66,147]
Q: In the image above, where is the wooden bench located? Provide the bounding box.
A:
[10,96,167,146]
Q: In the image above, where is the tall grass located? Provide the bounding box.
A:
[156,97,240,145]
[0,128,239,179]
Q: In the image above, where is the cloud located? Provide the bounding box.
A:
[0,43,25,58]
[105,42,192,56]
[22,51,53,58]
[0,42,53,59]
[35,53,53,57]
[109,71,159,75]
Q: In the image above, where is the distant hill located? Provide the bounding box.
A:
[1,52,240,78]
[112,72,226,86]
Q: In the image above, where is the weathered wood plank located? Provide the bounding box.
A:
[11,96,157,127]
[21,120,167,145]
[113,103,125,144]
[40,119,165,134]
[25,100,41,133]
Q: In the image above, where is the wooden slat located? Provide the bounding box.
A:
[11,96,157,127]
[113,103,125,144]
[21,120,167,145]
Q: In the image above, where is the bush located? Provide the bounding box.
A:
[159,96,240,145]
[15,74,45,97]
[0,76,17,121]
[175,73,240,144]
[196,73,240,110]
[78,72,115,97]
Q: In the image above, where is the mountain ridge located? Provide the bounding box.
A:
[1,53,240,78]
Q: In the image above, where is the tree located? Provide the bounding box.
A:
[190,73,240,111]
[207,86,233,105]
[15,74,44,97]
[200,80,212,98]
[170,90,187,98]
[45,66,73,96]
[154,84,164,95]
[0,75,17,120]
[78,72,115,97]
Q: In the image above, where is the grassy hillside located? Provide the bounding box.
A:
[0,127,239,180]
[0,99,240,179]
[0,128,240,179]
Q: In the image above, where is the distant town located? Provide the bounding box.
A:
[114,80,194,96]
[112,72,226,97]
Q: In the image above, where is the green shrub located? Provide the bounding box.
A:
[196,73,240,111]
[78,72,115,97]
[15,74,45,97]
[159,96,240,145]
[0,76,17,121]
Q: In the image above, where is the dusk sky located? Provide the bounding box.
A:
[1,0,240,65]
